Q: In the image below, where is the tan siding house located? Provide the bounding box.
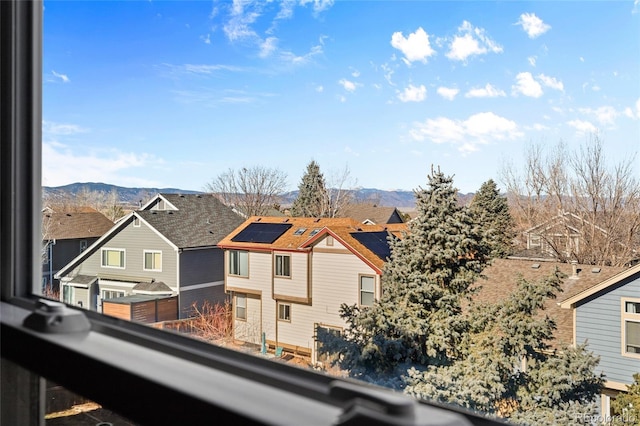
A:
[219,217,406,362]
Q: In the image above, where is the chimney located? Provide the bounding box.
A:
[569,260,579,279]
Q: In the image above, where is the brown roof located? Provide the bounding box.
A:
[42,211,114,240]
[469,258,626,348]
[218,216,408,273]
[341,204,405,224]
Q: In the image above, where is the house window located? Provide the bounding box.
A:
[622,298,640,357]
[274,254,291,278]
[326,235,334,246]
[278,303,291,322]
[133,217,140,227]
[101,248,125,268]
[359,275,375,306]
[62,285,74,304]
[144,250,162,271]
[229,250,248,277]
[102,289,125,300]
[80,240,88,252]
[236,294,247,320]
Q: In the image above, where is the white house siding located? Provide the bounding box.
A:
[228,251,273,344]
[234,293,262,345]
[275,244,379,359]
[273,251,308,299]
[575,277,640,386]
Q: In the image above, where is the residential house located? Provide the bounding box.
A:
[522,211,608,260]
[341,203,406,225]
[217,216,407,362]
[559,263,640,417]
[55,193,244,319]
[42,207,114,294]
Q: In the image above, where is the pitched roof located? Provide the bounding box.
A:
[55,194,245,279]
[469,258,626,348]
[42,211,114,240]
[558,263,640,309]
[137,194,245,248]
[341,204,405,224]
[218,216,407,273]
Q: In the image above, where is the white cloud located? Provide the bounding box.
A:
[300,0,334,14]
[259,37,278,58]
[223,1,261,41]
[315,85,324,93]
[537,73,564,91]
[351,70,361,78]
[51,70,70,83]
[162,63,245,76]
[410,112,522,153]
[437,87,459,101]
[567,119,598,134]
[446,21,502,62]
[512,72,543,98]
[279,43,323,65]
[339,78,357,92]
[390,27,435,65]
[623,98,640,119]
[579,106,618,126]
[531,123,550,131]
[43,121,88,135]
[42,142,165,188]
[517,13,551,38]
[397,84,427,102]
[200,34,211,44]
[465,83,506,98]
[528,56,537,67]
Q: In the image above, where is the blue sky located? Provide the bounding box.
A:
[43,1,640,194]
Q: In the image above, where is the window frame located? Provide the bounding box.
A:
[621,297,640,359]
[359,274,376,307]
[278,302,291,322]
[143,249,162,272]
[235,293,247,321]
[274,253,291,278]
[0,3,503,425]
[228,249,249,277]
[101,247,126,269]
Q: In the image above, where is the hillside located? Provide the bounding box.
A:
[43,182,475,209]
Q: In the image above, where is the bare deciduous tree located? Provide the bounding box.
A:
[205,166,288,217]
[501,135,639,266]
[324,164,357,218]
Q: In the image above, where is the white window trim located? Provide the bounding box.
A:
[359,274,376,307]
[143,249,162,272]
[274,253,291,278]
[101,247,126,269]
[278,303,291,322]
[236,293,247,321]
[228,250,249,278]
[621,297,640,359]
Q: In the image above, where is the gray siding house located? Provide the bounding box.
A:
[56,193,244,319]
[559,264,640,417]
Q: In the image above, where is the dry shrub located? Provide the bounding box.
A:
[188,300,233,344]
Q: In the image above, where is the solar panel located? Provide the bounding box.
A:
[232,222,292,244]
[350,231,394,261]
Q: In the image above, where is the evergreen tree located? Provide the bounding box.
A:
[610,373,640,425]
[329,167,491,378]
[469,179,515,258]
[290,160,328,217]
[404,269,604,425]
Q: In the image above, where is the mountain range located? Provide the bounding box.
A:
[43,182,476,209]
